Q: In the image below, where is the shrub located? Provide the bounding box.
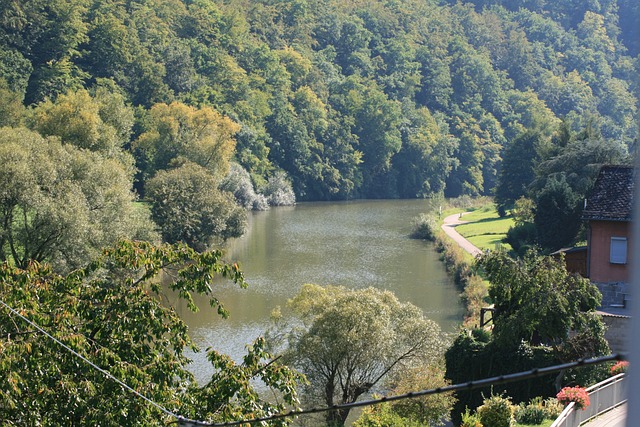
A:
[556,387,590,410]
[461,274,489,326]
[460,408,483,427]
[262,171,296,206]
[610,361,629,376]
[504,222,536,256]
[514,403,545,425]
[542,398,564,419]
[410,213,437,240]
[476,395,514,427]
[252,193,269,211]
[220,163,266,210]
[471,328,491,343]
[354,402,420,427]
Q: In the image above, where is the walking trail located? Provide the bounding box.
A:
[441,212,482,257]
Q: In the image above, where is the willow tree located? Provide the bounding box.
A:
[0,127,156,271]
[272,284,447,426]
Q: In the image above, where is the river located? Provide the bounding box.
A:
[174,199,464,384]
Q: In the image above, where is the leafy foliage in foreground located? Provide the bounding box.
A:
[0,241,303,426]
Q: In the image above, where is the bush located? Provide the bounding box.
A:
[460,408,483,427]
[461,274,489,326]
[262,171,296,206]
[504,222,536,256]
[410,213,437,240]
[220,163,269,211]
[476,395,514,427]
[471,328,491,343]
[354,402,420,427]
[542,398,564,419]
[514,403,545,425]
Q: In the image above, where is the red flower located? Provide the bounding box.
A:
[610,361,629,376]
[556,386,590,410]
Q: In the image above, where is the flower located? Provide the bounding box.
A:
[556,386,590,410]
[610,361,629,376]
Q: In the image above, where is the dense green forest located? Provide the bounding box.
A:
[0,0,638,262]
[1,0,637,202]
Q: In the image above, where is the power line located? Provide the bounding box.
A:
[0,299,180,421]
[173,353,625,427]
[0,298,625,427]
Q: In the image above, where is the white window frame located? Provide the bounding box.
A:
[610,237,628,264]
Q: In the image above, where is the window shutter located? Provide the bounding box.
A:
[610,237,627,264]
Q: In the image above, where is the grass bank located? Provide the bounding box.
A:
[455,205,514,252]
[413,198,514,327]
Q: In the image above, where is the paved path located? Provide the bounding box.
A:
[441,212,482,257]
[583,403,627,427]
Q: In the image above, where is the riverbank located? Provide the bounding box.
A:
[418,199,514,327]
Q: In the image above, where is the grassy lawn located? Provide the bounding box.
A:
[455,205,514,252]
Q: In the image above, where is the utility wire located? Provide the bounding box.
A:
[0,298,625,427]
[0,299,180,421]
[173,353,625,427]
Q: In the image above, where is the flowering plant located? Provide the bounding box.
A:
[556,387,590,410]
[610,361,629,376]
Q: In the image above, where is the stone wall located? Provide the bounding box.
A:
[594,281,629,308]
[602,314,630,353]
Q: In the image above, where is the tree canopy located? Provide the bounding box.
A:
[0,240,303,426]
[445,249,609,424]
[0,127,156,271]
[271,284,447,426]
[0,0,634,202]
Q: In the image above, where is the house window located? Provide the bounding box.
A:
[610,237,627,264]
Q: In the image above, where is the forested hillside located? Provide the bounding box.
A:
[1,0,637,203]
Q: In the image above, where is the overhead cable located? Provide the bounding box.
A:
[173,352,625,427]
[0,299,624,427]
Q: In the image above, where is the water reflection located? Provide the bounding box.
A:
[176,199,464,384]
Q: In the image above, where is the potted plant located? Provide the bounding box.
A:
[610,361,629,376]
[556,387,590,410]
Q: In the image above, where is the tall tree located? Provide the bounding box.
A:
[135,102,240,182]
[494,130,544,214]
[0,127,156,271]
[272,284,446,426]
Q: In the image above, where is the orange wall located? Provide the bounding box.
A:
[588,220,631,283]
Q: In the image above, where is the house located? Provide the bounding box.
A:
[582,165,634,308]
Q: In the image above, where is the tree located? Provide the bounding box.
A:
[0,240,303,425]
[0,127,156,272]
[29,88,135,167]
[135,102,240,181]
[145,162,246,250]
[477,250,604,348]
[533,175,582,250]
[0,79,25,127]
[446,249,609,423]
[394,106,456,198]
[494,130,543,214]
[272,284,446,426]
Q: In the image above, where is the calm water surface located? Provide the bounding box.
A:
[175,199,464,383]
